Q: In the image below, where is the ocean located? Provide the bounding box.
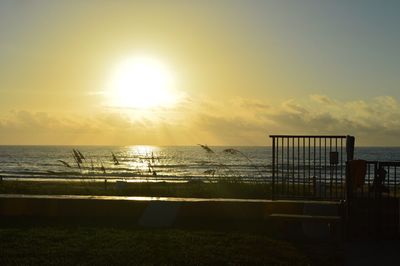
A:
[0,145,400,183]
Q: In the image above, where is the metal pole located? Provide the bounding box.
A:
[345,136,355,200]
[345,135,355,239]
[271,137,276,200]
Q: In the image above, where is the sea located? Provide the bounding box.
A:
[1,145,400,183]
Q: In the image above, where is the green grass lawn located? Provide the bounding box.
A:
[0,225,342,266]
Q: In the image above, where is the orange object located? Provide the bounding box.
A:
[348,160,367,189]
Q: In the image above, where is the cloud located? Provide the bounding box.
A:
[310,94,336,105]
[1,95,400,145]
[188,94,400,145]
[281,99,309,115]
[232,98,270,111]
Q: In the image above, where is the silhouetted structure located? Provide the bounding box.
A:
[269,135,399,239]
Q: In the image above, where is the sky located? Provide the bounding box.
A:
[1,0,400,146]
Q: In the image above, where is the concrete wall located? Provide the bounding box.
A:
[0,195,342,227]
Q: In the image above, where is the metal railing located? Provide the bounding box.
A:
[270,135,353,200]
[347,161,400,238]
[353,161,400,199]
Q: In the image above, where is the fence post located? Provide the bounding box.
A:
[345,135,355,200]
[346,136,355,200]
[346,136,355,161]
[271,137,276,200]
[345,135,355,239]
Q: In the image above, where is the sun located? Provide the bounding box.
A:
[108,56,177,109]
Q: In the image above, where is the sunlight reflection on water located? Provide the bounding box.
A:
[1,146,399,183]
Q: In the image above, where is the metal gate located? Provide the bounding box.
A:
[270,135,354,200]
[269,135,399,238]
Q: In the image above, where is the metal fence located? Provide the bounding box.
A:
[269,135,400,238]
[270,135,353,200]
[347,161,400,238]
[353,161,400,199]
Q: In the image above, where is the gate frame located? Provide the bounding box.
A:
[270,135,355,201]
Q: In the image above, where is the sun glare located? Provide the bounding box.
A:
[108,56,177,109]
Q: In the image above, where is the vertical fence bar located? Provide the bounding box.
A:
[324,138,327,199]
[395,166,397,198]
[275,137,278,198]
[272,137,275,200]
[329,138,332,200]
[292,138,295,196]
[373,162,378,201]
[340,138,344,198]
[308,138,311,196]
[312,138,315,198]
[319,138,322,199]
[281,137,284,198]
[346,136,355,161]
[303,137,306,198]
[286,138,289,196]
[297,138,300,198]
[387,165,390,198]
[359,157,364,196]
[335,138,338,199]
[345,136,355,202]
[367,163,371,198]
[276,137,279,197]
